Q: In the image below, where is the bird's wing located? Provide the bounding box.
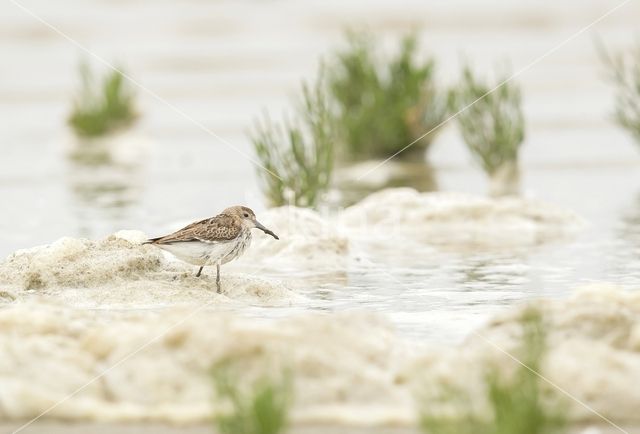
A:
[148,214,241,244]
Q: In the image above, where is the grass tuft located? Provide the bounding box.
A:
[68,62,138,137]
[327,31,448,160]
[251,74,334,208]
[211,362,292,434]
[419,308,566,434]
[451,66,525,179]
[598,40,640,143]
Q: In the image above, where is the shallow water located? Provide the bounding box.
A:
[2,0,640,346]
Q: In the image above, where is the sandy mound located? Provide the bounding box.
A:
[0,286,638,425]
[408,285,640,424]
[0,231,295,307]
[341,188,586,248]
[237,206,348,271]
[239,188,585,272]
[0,304,411,425]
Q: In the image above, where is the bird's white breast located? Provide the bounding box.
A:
[221,230,252,264]
[156,230,252,266]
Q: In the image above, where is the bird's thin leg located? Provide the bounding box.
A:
[195,266,203,278]
[216,264,221,293]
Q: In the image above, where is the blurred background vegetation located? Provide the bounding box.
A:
[326,31,448,161]
[207,309,567,434]
[251,77,334,208]
[419,308,566,434]
[68,63,138,138]
[4,0,640,257]
[250,30,527,206]
[211,362,292,434]
[599,41,640,145]
[451,66,525,196]
[62,31,640,210]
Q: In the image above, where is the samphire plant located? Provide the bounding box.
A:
[211,361,292,434]
[452,66,525,195]
[599,40,640,143]
[68,62,138,137]
[327,31,448,160]
[251,75,334,208]
[419,308,566,434]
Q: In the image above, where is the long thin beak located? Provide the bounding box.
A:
[254,220,279,240]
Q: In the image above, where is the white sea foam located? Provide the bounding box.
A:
[407,284,640,424]
[237,206,348,270]
[0,231,296,308]
[0,187,586,301]
[0,303,411,424]
[341,188,586,248]
[242,188,586,271]
[0,286,638,425]
[0,189,610,426]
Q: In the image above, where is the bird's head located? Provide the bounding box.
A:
[222,206,279,240]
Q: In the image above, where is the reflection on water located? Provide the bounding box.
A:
[488,161,521,197]
[335,160,438,206]
[452,253,527,290]
[245,242,533,342]
[70,171,138,209]
[618,193,640,244]
[66,135,145,238]
[611,192,640,285]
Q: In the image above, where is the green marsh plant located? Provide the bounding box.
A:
[419,308,566,434]
[599,40,640,143]
[68,62,138,137]
[327,31,448,160]
[211,362,292,434]
[251,76,334,208]
[452,66,525,196]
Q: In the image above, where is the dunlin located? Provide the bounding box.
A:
[145,206,279,292]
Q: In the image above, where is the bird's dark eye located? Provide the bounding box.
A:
[243,213,249,218]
